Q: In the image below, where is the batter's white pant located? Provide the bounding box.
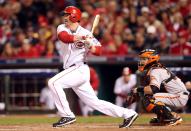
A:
[48,64,137,118]
[79,91,98,116]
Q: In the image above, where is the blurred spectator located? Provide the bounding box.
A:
[122,28,134,47]
[16,39,39,58]
[187,16,191,42]
[79,67,100,116]
[114,35,128,55]
[1,42,16,58]
[114,67,137,111]
[42,41,57,58]
[40,78,55,110]
[131,32,145,54]
[169,29,191,55]
[154,33,170,55]
[0,0,191,57]
[145,25,159,48]
[17,0,38,29]
[100,31,116,55]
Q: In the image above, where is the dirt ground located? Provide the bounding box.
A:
[0,123,191,131]
[0,115,191,131]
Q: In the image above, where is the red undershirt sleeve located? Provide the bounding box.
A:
[58,31,74,43]
[91,46,102,56]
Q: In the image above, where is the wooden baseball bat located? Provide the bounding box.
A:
[91,15,100,34]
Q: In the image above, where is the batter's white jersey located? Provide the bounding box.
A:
[149,68,189,107]
[57,24,100,69]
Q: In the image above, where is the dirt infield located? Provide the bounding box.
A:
[0,123,191,131]
[0,114,191,131]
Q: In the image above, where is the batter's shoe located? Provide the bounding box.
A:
[119,113,138,128]
[52,117,76,127]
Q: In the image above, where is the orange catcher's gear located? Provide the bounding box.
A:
[60,6,81,23]
[138,49,160,72]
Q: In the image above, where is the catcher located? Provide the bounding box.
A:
[132,49,189,126]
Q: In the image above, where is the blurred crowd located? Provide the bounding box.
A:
[1,0,191,59]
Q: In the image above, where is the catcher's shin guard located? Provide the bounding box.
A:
[142,95,175,122]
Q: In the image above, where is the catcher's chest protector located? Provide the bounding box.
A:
[140,74,150,86]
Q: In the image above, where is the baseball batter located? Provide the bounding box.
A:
[133,49,189,126]
[48,6,138,128]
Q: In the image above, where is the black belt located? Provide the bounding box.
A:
[183,92,189,95]
[69,62,87,68]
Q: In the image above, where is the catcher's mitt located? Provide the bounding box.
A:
[125,92,139,106]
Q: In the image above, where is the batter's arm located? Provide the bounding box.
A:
[89,46,102,56]
[58,31,86,43]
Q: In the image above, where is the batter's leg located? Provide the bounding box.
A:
[48,76,75,118]
[72,82,137,119]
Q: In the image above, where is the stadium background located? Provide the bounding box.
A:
[0,0,191,116]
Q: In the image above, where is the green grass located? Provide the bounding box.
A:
[0,114,191,125]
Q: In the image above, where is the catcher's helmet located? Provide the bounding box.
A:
[138,49,160,72]
[60,6,81,23]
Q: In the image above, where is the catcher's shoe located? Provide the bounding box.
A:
[52,117,76,127]
[149,117,161,126]
[167,117,183,126]
[119,113,138,128]
[149,117,167,126]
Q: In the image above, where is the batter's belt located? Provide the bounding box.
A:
[69,62,87,68]
[182,92,189,96]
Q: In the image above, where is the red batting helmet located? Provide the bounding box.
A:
[60,6,81,23]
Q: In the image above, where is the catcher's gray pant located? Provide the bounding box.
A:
[154,92,189,108]
[48,64,137,118]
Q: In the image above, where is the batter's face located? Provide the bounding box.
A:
[62,13,72,27]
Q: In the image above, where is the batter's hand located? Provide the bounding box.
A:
[74,35,87,42]
[84,37,96,48]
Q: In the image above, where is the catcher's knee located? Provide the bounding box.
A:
[143,95,173,120]
[142,95,166,112]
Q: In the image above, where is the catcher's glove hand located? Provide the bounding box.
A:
[125,90,139,106]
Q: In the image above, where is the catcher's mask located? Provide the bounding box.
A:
[138,49,160,72]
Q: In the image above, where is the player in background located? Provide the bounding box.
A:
[48,6,138,128]
[133,49,189,126]
[114,67,137,111]
[40,78,55,110]
[79,67,100,116]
